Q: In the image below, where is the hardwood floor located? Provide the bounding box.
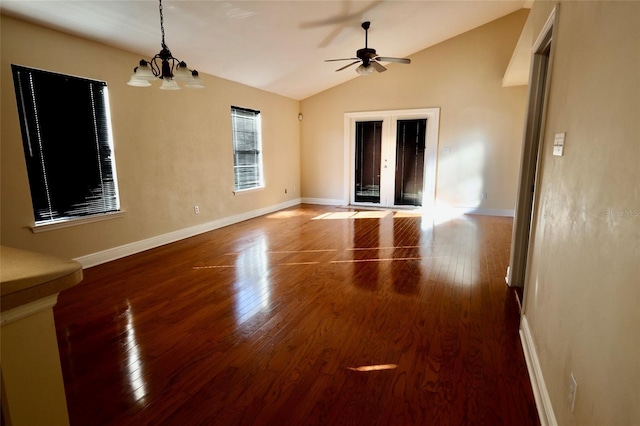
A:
[54,204,539,425]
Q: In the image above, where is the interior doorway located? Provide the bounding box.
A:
[345,108,440,209]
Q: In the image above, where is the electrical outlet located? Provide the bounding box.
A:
[568,373,577,412]
[481,192,488,200]
[194,205,200,214]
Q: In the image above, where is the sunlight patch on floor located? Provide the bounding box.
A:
[331,257,422,264]
[265,210,307,219]
[312,212,356,220]
[312,211,391,220]
[347,364,398,372]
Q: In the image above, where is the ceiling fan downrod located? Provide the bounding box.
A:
[362,21,370,48]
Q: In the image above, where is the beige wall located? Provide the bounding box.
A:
[1,16,301,260]
[522,1,640,424]
[300,10,529,211]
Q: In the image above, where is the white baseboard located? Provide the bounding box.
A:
[74,198,301,268]
[455,207,515,217]
[300,197,346,206]
[520,315,557,426]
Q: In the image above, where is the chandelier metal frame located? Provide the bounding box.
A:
[127,0,204,90]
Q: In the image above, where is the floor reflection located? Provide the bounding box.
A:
[391,217,421,294]
[234,233,271,323]
[351,216,380,290]
[121,300,147,403]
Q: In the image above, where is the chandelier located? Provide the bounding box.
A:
[127,0,204,90]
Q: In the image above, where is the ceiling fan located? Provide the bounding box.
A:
[325,21,411,75]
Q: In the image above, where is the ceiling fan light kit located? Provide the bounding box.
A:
[127,0,204,90]
[356,64,375,75]
[326,21,411,76]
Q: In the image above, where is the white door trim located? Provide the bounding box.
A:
[508,5,559,295]
[343,108,440,209]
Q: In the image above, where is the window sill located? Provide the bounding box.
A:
[31,211,125,233]
[233,186,265,195]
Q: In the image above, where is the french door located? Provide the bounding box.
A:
[354,121,383,203]
[346,109,440,209]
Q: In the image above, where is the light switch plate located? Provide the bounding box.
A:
[568,373,577,412]
[553,132,565,156]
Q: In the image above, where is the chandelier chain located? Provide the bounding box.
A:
[159,0,166,48]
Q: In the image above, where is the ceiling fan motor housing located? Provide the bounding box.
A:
[357,47,377,66]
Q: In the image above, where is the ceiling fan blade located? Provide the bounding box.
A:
[371,61,387,73]
[301,1,384,48]
[336,61,361,72]
[325,58,359,62]
[318,26,346,48]
[376,57,411,64]
[300,0,383,28]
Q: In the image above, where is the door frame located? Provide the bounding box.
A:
[344,108,440,209]
[507,6,559,304]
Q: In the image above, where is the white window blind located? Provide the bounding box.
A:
[231,106,263,191]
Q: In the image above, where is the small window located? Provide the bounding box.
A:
[12,65,120,225]
[231,106,263,191]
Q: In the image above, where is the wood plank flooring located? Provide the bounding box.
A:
[54,204,539,425]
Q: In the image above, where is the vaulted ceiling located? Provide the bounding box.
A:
[1,0,528,100]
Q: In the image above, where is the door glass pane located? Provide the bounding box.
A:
[395,119,427,206]
[354,121,382,203]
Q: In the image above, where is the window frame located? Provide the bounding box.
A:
[11,64,121,231]
[231,106,264,192]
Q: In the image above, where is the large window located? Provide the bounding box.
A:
[231,106,263,191]
[12,65,120,226]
